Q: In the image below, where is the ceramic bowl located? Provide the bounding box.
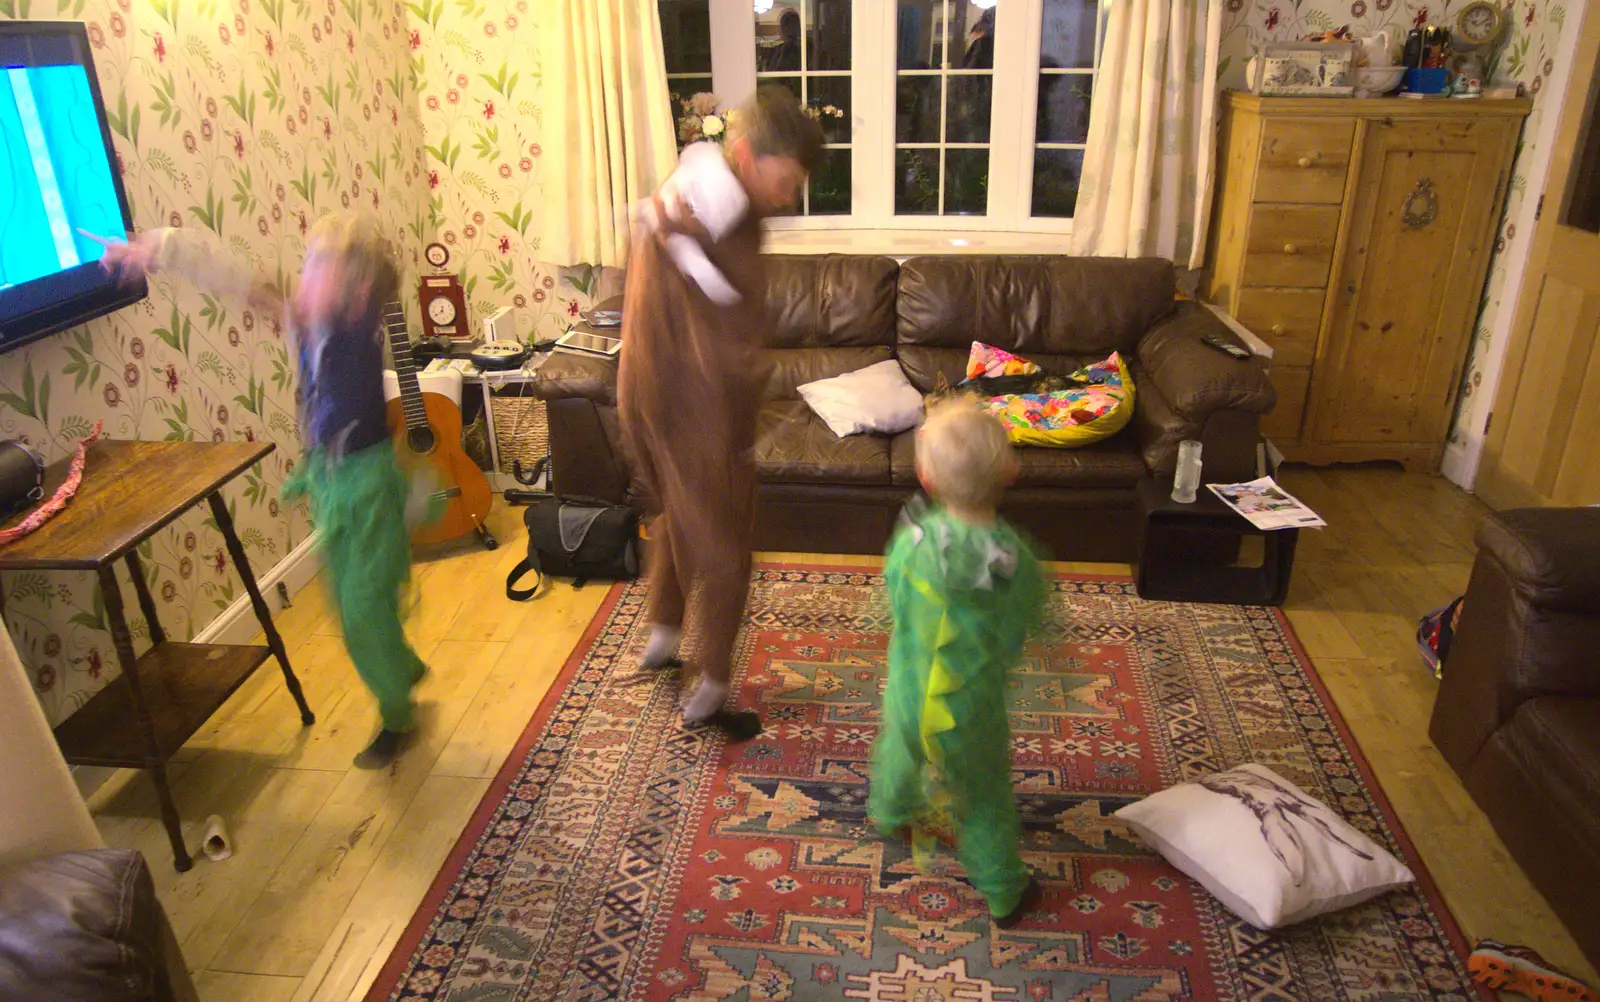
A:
[1356,66,1407,96]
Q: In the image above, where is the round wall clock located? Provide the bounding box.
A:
[424,242,450,270]
[1455,0,1506,47]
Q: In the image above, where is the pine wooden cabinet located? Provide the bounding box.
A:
[1203,93,1529,470]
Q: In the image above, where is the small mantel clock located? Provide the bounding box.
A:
[418,241,469,341]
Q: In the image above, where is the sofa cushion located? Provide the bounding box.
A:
[765,254,899,348]
[898,256,1176,357]
[757,400,891,485]
[891,429,1148,488]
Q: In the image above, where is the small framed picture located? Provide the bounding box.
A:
[1252,42,1356,96]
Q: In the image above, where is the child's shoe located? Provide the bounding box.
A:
[995,876,1043,930]
[1467,939,1596,1002]
[353,728,412,769]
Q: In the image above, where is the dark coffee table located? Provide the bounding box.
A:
[1134,477,1298,606]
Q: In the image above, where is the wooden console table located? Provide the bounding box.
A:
[0,440,314,871]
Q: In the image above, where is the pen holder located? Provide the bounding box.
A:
[1403,67,1451,94]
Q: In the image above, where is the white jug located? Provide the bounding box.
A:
[1358,30,1393,67]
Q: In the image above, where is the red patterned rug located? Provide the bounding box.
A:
[367,566,1487,1001]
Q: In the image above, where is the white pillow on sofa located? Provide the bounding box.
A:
[1113,764,1415,930]
[797,360,924,438]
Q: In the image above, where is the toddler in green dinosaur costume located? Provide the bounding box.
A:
[870,400,1046,928]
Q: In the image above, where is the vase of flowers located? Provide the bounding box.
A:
[675,91,844,148]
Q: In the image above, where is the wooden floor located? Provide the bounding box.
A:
[88,466,1598,1000]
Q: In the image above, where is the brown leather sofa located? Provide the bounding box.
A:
[532,254,1276,560]
[1430,507,1600,968]
[0,848,198,1002]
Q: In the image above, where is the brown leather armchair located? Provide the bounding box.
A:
[533,254,1276,560]
[1429,507,1600,967]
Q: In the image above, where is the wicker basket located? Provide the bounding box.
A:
[489,390,549,475]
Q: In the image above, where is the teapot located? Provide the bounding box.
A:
[1357,29,1394,67]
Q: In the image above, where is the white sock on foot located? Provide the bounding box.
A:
[640,625,681,670]
[682,677,728,723]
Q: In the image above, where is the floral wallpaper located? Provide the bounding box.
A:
[405,0,619,342]
[0,0,430,725]
[1216,0,1567,459]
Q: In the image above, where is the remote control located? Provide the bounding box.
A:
[1201,334,1252,360]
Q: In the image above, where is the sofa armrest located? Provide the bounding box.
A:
[530,352,618,406]
[1477,508,1600,615]
[1131,304,1275,479]
[1136,302,1276,420]
[1429,507,1600,771]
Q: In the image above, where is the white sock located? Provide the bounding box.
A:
[640,625,681,670]
[682,677,728,723]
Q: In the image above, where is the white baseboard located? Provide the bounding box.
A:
[193,529,324,645]
[1440,440,1473,491]
[72,531,324,802]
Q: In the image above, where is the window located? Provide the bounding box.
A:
[1032,0,1100,217]
[754,1,853,215]
[893,2,996,216]
[684,0,1101,240]
[659,1,713,107]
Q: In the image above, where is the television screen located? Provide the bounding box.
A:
[0,22,144,353]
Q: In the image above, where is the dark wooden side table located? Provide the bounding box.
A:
[1134,477,1299,606]
[0,441,314,871]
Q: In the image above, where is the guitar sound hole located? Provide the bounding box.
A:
[407,427,436,454]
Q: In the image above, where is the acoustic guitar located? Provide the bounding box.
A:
[381,302,494,545]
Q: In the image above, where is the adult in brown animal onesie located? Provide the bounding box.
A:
[618,87,824,730]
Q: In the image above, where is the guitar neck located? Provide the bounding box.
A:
[382,302,429,433]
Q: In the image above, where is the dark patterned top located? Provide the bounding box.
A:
[297,319,388,458]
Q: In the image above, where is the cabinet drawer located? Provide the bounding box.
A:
[1255,118,1355,204]
[1242,206,1340,288]
[1263,366,1312,443]
[1235,289,1324,367]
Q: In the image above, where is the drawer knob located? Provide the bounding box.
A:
[1271,324,1286,336]
[1283,243,1298,255]
[1298,156,1314,167]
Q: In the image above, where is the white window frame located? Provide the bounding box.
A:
[707,0,1097,252]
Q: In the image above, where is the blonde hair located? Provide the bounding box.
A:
[304,211,400,320]
[916,400,1015,509]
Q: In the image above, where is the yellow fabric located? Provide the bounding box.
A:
[1002,353,1137,448]
[540,0,679,267]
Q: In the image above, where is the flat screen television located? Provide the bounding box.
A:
[0,21,144,353]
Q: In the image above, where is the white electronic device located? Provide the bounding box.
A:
[554,329,622,358]
[483,306,517,343]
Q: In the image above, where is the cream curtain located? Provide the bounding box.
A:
[539,0,679,267]
[1069,0,1222,270]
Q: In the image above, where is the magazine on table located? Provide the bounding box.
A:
[1206,477,1326,531]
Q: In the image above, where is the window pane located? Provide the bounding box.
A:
[809,76,852,143]
[659,0,712,75]
[757,0,803,72]
[953,2,996,70]
[807,0,851,71]
[668,76,714,110]
[896,0,940,70]
[810,149,851,215]
[895,149,939,214]
[946,74,993,143]
[1032,148,1084,217]
[944,148,989,214]
[1040,0,1097,69]
[896,76,940,143]
[1036,74,1092,144]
